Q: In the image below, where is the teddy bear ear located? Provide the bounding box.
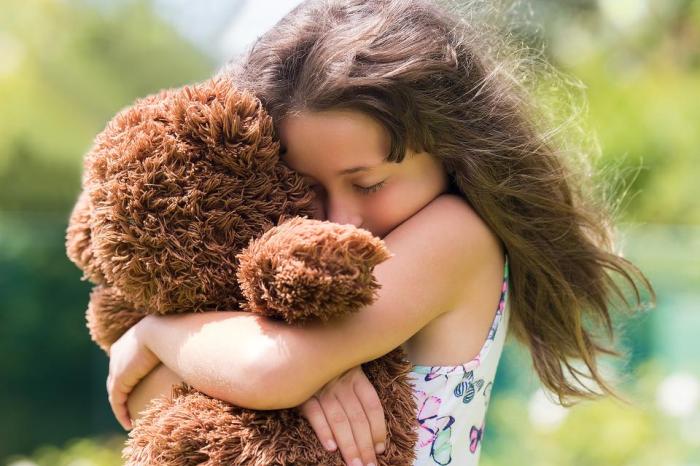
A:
[65,190,105,284]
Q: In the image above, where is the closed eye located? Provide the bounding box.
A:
[354,180,386,195]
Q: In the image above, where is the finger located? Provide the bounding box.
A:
[354,378,387,454]
[108,389,131,430]
[336,388,378,466]
[298,397,338,452]
[318,393,361,466]
[107,378,132,430]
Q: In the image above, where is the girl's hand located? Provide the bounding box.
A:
[106,317,160,431]
[297,365,386,466]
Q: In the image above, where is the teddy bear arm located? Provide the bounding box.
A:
[236,217,392,325]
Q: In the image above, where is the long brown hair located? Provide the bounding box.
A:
[222,0,655,407]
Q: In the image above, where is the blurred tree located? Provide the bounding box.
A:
[0,0,213,459]
[0,0,213,212]
[534,0,700,224]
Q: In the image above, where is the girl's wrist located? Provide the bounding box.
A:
[136,314,159,351]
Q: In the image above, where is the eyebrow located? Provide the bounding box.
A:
[338,156,392,175]
[337,165,377,176]
[296,165,379,179]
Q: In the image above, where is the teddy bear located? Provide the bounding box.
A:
[65,76,419,465]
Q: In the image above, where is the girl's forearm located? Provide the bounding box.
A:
[138,311,282,409]
[128,363,183,421]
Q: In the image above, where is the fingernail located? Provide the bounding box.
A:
[326,439,337,451]
[368,463,376,466]
[351,459,362,466]
[375,442,385,454]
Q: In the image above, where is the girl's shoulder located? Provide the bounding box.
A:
[427,194,502,257]
[400,194,506,367]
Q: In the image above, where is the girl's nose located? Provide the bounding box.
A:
[329,211,363,227]
[326,196,362,227]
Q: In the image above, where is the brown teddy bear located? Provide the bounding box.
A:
[65,76,419,465]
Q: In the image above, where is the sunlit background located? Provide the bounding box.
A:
[1,0,698,464]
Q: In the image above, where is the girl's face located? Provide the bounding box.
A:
[278,109,449,238]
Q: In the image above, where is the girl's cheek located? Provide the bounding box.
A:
[370,185,405,231]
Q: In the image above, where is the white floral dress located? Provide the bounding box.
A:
[407,256,510,465]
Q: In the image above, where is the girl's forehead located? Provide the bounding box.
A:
[278,110,391,166]
[280,109,385,138]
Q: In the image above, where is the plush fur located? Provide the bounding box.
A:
[66,76,418,465]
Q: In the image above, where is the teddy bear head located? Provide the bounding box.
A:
[65,77,314,346]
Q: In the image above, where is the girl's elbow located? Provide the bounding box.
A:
[198,358,305,410]
[243,370,312,410]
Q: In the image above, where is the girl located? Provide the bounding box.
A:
[106,1,654,465]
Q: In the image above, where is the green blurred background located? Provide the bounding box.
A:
[0,0,698,464]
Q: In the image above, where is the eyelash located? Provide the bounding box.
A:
[305,179,387,195]
[354,180,386,195]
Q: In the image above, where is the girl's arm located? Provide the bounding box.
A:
[139,194,500,410]
[127,363,183,420]
[135,310,286,411]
